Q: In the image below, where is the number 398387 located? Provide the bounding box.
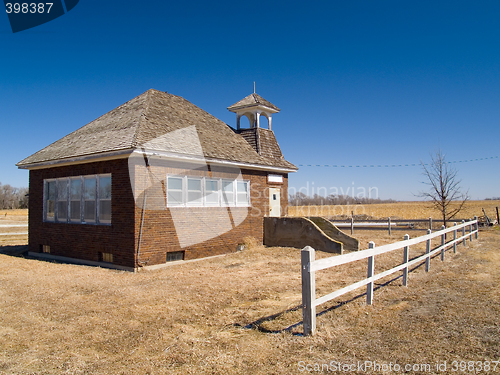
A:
[5,3,53,14]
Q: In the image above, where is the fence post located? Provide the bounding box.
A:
[350,215,354,235]
[425,229,431,272]
[301,246,316,336]
[403,234,410,286]
[367,242,375,305]
[429,217,432,230]
[462,220,466,246]
[469,219,473,241]
[388,217,392,236]
[441,225,446,261]
[453,222,457,253]
[474,216,478,240]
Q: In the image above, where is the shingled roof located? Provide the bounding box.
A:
[17,89,297,171]
[227,93,280,112]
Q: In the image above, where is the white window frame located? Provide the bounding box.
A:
[204,178,220,206]
[43,174,112,225]
[43,179,56,222]
[166,175,250,208]
[83,176,97,224]
[167,176,184,207]
[97,175,112,224]
[69,177,82,223]
[186,177,203,207]
[221,179,235,207]
[236,180,251,206]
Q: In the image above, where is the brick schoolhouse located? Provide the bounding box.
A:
[17,89,297,270]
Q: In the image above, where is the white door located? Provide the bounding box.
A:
[269,188,281,217]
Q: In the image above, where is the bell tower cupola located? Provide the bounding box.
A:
[227,87,280,131]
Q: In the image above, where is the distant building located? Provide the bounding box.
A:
[17,89,297,270]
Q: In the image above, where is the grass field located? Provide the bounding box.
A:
[0,207,499,374]
[288,200,500,221]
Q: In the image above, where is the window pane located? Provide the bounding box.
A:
[188,179,201,191]
[205,179,219,205]
[57,179,68,200]
[99,200,111,222]
[99,176,111,199]
[70,179,81,199]
[84,201,96,222]
[222,181,233,192]
[46,181,56,220]
[84,178,96,200]
[222,192,234,206]
[237,181,248,193]
[205,180,218,192]
[56,179,68,221]
[70,201,81,221]
[222,180,234,205]
[57,201,68,220]
[187,191,202,204]
[237,193,249,204]
[70,179,81,221]
[205,192,219,204]
[47,181,56,200]
[167,191,183,205]
[47,200,55,219]
[168,177,182,190]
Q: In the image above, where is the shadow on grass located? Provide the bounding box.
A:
[237,255,439,336]
[0,245,29,257]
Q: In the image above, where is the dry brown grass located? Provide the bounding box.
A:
[288,200,500,220]
[1,214,499,374]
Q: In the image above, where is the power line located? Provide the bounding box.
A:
[298,156,499,168]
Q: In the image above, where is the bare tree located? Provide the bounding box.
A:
[419,150,469,226]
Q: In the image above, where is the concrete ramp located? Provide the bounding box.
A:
[264,217,344,254]
[307,217,359,251]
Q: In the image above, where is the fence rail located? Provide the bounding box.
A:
[301,219,479,335]
[331,217,474,235]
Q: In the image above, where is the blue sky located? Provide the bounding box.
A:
[1,0,499,200]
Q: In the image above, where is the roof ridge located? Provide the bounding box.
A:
[131,89,155,148]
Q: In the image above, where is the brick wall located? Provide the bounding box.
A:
[28,158,136,268]
[28,157,288,269]
[132,161,289,266]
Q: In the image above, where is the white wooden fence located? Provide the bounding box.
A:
[301,219,479,335]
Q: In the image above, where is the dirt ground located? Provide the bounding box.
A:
[0,221,499,374]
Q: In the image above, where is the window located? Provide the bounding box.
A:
[167,177,183,206]
[83,177,96,223]
[70,178,82,222]
[56,179,68,221]
[167,251,184,262]
[222,180,234,206]
[236,181,250,206]
[98,175,112,224]
[43,174,111,225]
[45,180,56,221]
[204,179,219,206]
[166,176,250,208]
[187,178,202,206]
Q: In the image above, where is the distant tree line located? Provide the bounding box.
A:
[485,197,500,201]
[0,182,28,209]
[289,192,397,206]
